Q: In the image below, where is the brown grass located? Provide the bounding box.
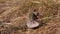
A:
[0,0,60,34]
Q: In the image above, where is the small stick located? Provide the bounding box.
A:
[38,14,60,21]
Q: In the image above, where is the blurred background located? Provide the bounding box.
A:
[0,0,60,34]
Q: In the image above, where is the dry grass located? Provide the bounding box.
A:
[0,0,60,34]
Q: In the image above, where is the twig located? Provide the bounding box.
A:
[38,14,60,21]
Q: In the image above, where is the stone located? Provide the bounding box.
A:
[26,20,39,28]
